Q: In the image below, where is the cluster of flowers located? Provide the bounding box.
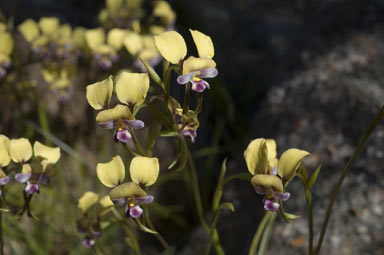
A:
[0,135,61,213]
[244,138,309,212]
[1,0,176,101]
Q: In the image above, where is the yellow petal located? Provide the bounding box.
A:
[0,135,10,167]
[130,156,159,186]
[94,44,116,55]
[150,25,165,35]
[55,24,72,44]
[39,17,60,35]
[33,141,61,165]
[107,28,127,50]
[0,168,6,178]
[154,31,186,64]
[278,148,310,183]
[85,28,105,50]
[182,56,216,74]
[115,72,149,105]
[86,76,113,110]
[98,9,109,24]
[96,104,133,123]
[0,32,13,56]
[98,195,114,216]
[96,155,125,188]
[109,182,146,200]
[244,138,269,175]
[266,139,278,170]
[251,174,283,193]
[138,48,158,61]
[123,31,143,55]
[0,23,6,32]
[190,29,214,59]
[153,1,176,25]
[18,19,40,42]
[78,191,99,213]
[106,0,123,12]
[72,27,86,48]
[21,163,32,174]
[9,138,32,163]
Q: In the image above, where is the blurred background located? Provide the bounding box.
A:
[0,0,384,254]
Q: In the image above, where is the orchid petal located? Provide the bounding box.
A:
[86,76,113,110]
[114,129,132,143]
[18,19,40,42]
[278,148,310,183]
[96,155,125,188]
[130,156,159,186]
[154,31,187,64]
[136,195,154,204]
[122,119,144,129]
[129,205,143,218]
[96,104,133,123]
[190,29,214,58]
[198,68,218,79]
[78,191,99,213]
[182,56,216,75]
[176,72,194,84]
[251,174,283,193]
[109,182,147,200]
[9,138,32,163]
[115,72,149,106]
[33,141,61,165]
[244,138,269,175]
[0,135,10,167]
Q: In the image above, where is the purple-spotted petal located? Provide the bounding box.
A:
[198,68,218,79]
[254,186,269,195]
[123,119,145,129]
[129,205,143,218]
[264,199,280,211]
[112,198,126,206]
[15,173,32,183]
[177,72,194,84]
[191,79,210,93]
[0,176,9,186]
[181,129,197,143]
[25,182,40,194]
[114,129,132,143]
[93,231,102,238]
[275,192,290,201]
[82,238,95,248]
[136,195,154,204]
[99,121,115,129]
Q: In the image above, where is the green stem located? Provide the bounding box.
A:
[258,212,276,255]
[112,209,141,255]
[38,101,52,146]
[195,93,203,114]
[306,190,314,255]
[144,209,171,254]
[314,105,384,255]
[121,142,139,157]
[185,140,210,232]
[145,100,174,131]
[128,128,147,156]
[183,83,191,114]
[248,212,272,255]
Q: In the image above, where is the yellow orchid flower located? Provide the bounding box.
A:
[154,31,187,64]
[115,72,149,106]
[96,155,125,188]
[129,156,159,186]
[123,31,143,55]
[153,1,176,27]
[18,19,40,42]
[244,138,309,211]
[0,135,11,168]
[107,28,127,50]
[39,17,60,36]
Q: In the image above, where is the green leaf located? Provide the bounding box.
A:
[0,207,9,213]
[307,164,322,190]
[147,119,161,152]
[100,221,111,229]
[283,212,300,222]
[223,173,252,185]
[134,218,158,234]
[219,202,235,212]
[133,103,147,116]
[140,58,164,89]
[212,158,228,211]
[160,131,179,137]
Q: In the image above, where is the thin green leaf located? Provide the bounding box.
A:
[283,212,300,222]
[160,131,179,137]
[307,164,322,190]
[133,103,147,116]
[140,58,164,89]
[147,119,161,153]
[224,173,252,185]
[134,218,158,234]
[219,202,235,212]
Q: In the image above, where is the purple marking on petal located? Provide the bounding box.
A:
[99,121,115,129]
[191,79,210,93]
[82,238,95,248]
[123,119,145,129]
[0,68,6,79]
[264,199,280,211]
[275,192,290,201]
[136,195,154,204]
[112,198,126,206]
[254,186,269,195]
[38,173,50,185]
[115,129,132,143]
[181,129,197,143]
[129,205,143,218]
[15,173,32,183]
[198,68,218,79]
[177,73,193,84]
[125,205,131,218]
[25,182,40,194]
[98,58,112,70]
[0,176,9,186]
